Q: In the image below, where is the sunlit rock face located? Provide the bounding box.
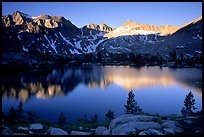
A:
[86,23,113,32]
[2,11,32,26]
[104,17,202,38]
[104,20,180,38]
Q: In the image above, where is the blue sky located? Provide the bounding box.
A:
[2,2,202,28]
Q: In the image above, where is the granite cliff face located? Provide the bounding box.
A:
[2,11,112,54]
[86,23,113,32]
[104,20,180,38]
[2,11,32,26]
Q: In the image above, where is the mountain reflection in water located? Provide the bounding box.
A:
[2,66,202,102]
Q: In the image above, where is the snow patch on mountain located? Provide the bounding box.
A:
[44,35,50,43]
[110,46,116,49]
[70,49,81,54]
[124,47,131,51]
[22,46,28,52]
[42,43,48,48]
[197,34,202,40]
[44,35,57,53]
[60,23,63,27]
[54,34,58,38]
[59,32,74,46]
[86,38,107,53]
[50,40,57,53]
[80,28,83,36]
[32,15,42,19]
[195,50,202,54]
[17,35,22,40]
[74,41,82,49]
[97,32,105,36]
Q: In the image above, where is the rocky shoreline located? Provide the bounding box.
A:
[2,113,202,135]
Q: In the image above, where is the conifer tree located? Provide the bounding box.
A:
[91,114,98,123]
[124,90,142,114]
[7,107,17,122]
[17,101,24,119]
[181,91,196,116]
[105,109,115,120]
[58,112,66,126]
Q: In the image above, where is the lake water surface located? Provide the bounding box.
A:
[2,66,202,124]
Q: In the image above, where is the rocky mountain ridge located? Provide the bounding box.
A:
[104,20,181,38]
[2,11,202,66]
[86,23,113,32]
[2,11,111,54]
[99,16,202,60]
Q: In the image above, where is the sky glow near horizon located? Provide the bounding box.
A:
[2,2,202,28]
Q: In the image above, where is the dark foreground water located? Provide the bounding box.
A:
[2,66,202,124]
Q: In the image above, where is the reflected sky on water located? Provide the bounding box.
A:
[2,66,202,123]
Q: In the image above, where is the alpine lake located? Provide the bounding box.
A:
[2,65,202,124]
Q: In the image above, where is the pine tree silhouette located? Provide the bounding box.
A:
[17,101,24,119]
[7,107,16,122]
[124,90,142,114]
[181,91,196,116]
[105,109,115,120]
[58,112,66,126]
